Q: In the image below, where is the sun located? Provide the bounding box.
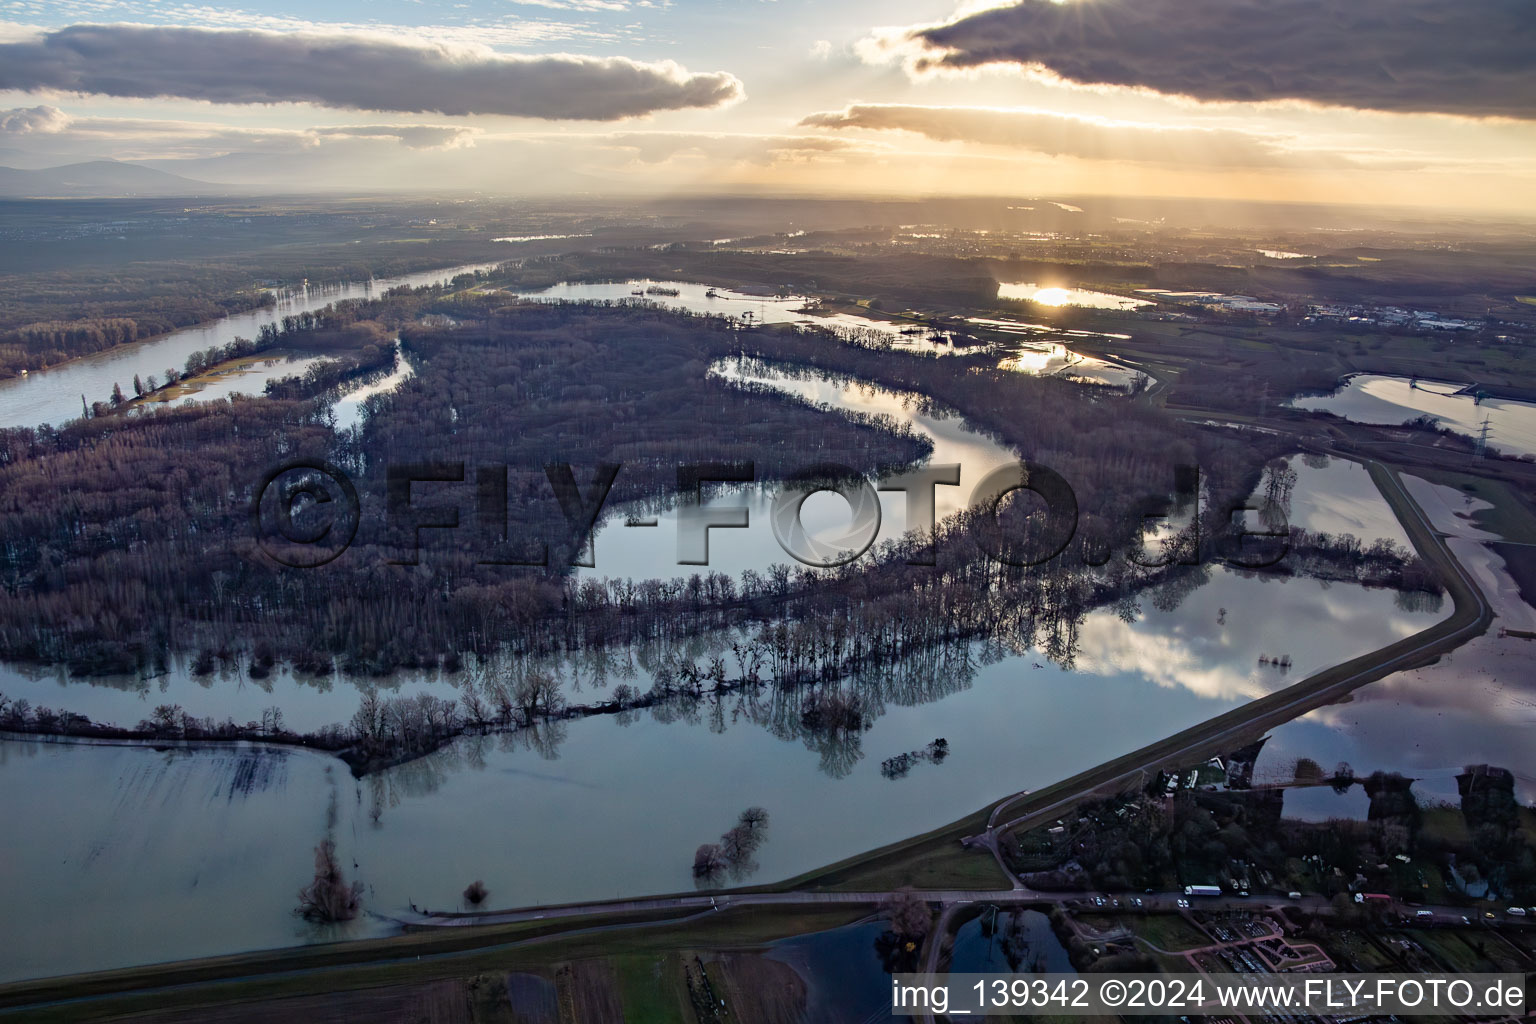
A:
[1031,287,1074,306]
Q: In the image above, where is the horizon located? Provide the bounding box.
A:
[6,158,1536,229]
[1,0,1533,214]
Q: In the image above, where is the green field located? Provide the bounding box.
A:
[613,953,690,1023]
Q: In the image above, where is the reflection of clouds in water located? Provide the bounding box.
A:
[1290,376,1536,459]
[1076,615,1263,702]
[1261,481,1536,802]
[1263,454,1412,547]
[1074,571,1442,704]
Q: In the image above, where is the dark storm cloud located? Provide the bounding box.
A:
[800,103,1341,166]
[0,24,744,120]
[907,0,1535,119]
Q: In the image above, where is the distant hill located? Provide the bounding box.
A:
[0,161,233,197]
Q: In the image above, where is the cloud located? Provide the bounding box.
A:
[0,105,481,158]
[0,104,70,134]
[893,0,1536,119]
[0,24,743,120]
[604,131,870,164]
[315,125,477,150]
[801,104,1356,167]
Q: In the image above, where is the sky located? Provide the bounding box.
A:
[0,0,1532,211]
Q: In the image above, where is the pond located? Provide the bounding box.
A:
[0,262,501,430]
[1288,374,1536,459]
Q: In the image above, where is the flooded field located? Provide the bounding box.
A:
[1289,374,1536,458]
[1257,453,1412,548]
[1257,475,1536,807]
[996,341,1142,387]
[513,278,969,356]
[947,908,1073,972]
[765,920,893,1022]
[996,283,1151,311]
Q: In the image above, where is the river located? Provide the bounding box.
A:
[0,262,500,429]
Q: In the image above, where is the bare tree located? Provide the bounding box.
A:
[513,669,565,722]
[296,839,363,923]
[720,824,754,863]
[693,843,725,877]
[880,889,933,939]
[463,879,489,906]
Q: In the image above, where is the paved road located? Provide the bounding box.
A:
[963,455,1492,884]
[387,888,1041,929]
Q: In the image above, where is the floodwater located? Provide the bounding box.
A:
[0,739,388,982]
[1279,784,1373,823]
[765,920,892,1022]
[0,262,500,429]
[0,656,469,735]
[169,353,328,406]
[1289,374,1536,459]
[575,357,1018,584]
[1256,474,1536,806]
[0,353,1453,981]
[0,562,1445,980]
[515,279,810,326]
[947,908,1073,972]
[516,279,1147,375]
[1253,453,1411,548]
[331,344,416,432]
[997,341,1142,388]
[514,278,967,356]
[996,283,1151,311]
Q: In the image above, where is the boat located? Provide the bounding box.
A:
[705,288,719,298]
[630,289,645,296]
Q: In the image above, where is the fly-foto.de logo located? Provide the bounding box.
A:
[250,459,1289,571]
